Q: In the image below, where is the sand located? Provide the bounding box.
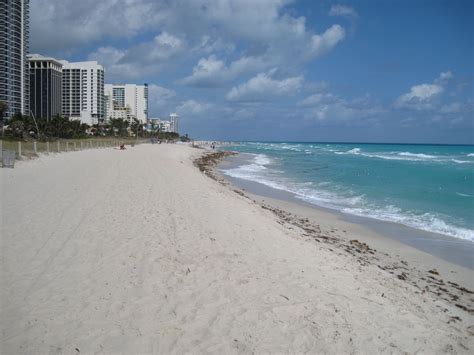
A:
[1,143,473,354]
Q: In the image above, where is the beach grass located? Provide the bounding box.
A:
[0,137,149,159]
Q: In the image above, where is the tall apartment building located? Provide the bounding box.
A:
[0,0,30,120]
[28,54,62,120]
[104,83,148,123]
[148,114,179,134]
[105,93,130,121]
[170,113,179,134]
[61,60,105,125]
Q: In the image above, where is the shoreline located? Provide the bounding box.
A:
[217,151,474,269]
[198,151,474,301]
[2,144,473,353]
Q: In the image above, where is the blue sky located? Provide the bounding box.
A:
[31,0,473,143]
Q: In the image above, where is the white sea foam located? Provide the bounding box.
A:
[343,207,474,242]
[467,153,474,157]
[317,181,332,187]
[280,146,302,151]
[222,149,474,242]
[398,152,437,159]
[254,154,272,165]
[332,148,473,164]
[359,151,438,161]
[456,192,471,197]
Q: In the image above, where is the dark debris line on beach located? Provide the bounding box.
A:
[194,151,237,181]
[193,151,474,321]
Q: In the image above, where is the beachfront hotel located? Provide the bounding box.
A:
[28,54,62,121]
[148,113,179,133]
[0,0,30,120]
[104,84,148,124]
[60,60,105,126]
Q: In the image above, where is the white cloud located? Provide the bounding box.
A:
[154,32,182,48]
[179,55,269,87]
[186,0,306,43]
[176,100,213,115]
[299,93,336,106]
[87,33,186,81]
[395,71,454,111]
[440,102,462,114]
[33,0,346,78]
[31,0,308,52]
[399,84,443,101]
[88,46,150,80]
[30,0,166,53]
[329,5,358,19]
[309,25,346,57]
[143,32,185,62]
[88,46,154,80]
[148,84,177,117]
[434,70,453,84]
[87,46,126,69]
[300,92,384,122]
[120,32,186,64]
[226,71,303,102]
[179,55,226,87]
[192,35,236,54]
[395,84,442,111]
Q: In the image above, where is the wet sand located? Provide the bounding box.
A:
[219,153,474,270]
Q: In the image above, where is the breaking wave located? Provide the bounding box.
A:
[221,153,474,242]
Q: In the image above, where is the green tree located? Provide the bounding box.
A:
[109,118,129,137]
[0,101,7,119]
[4,114,90,140]
[130,118,145,138]
[7,113,36,138]
[0,101,7,137]
[180,133,190,142]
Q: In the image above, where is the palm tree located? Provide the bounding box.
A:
[109,118,129,136]
[0,101,8,137]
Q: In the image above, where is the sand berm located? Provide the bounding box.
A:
[1,143,473,354]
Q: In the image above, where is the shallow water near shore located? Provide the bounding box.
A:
[219,142,474,241]
[219,150,474,269]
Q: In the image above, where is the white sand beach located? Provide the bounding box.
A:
[1,143,473,354]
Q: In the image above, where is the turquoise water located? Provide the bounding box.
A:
[220,143,474,241]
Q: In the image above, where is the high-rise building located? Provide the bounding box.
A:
[104,83,148,123]
[0,0,30,120]
[28,54,62,121]
[61,60,105,125]
[147,114,179,134]
[170,113,179,133]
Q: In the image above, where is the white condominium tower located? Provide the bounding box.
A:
[61,60,105,125]
[170,113,179,134]
[104,84,148,123]
[0,0,30,120]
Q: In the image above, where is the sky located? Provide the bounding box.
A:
[30,0,474,143]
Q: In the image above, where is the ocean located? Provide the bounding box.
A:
[220,142,474,242]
